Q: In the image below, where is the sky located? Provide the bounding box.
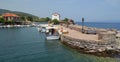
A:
[0,0,120,22]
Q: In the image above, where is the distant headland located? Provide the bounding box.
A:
[0,8,51,25]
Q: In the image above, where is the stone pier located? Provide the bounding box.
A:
[59,25,120,56]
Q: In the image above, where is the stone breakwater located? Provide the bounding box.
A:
[61,35,120,56]
[59,25,120,56]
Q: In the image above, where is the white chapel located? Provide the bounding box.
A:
[52,13,60,21]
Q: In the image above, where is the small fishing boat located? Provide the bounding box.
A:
[45,26,59,40]
[37,24,49,32]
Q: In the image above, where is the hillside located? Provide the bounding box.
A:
[0,8,39,21]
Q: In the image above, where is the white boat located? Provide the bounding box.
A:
[46,35,59,40]
[45,26,59,40]
[6,25,11,28]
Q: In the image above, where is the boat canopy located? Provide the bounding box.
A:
[46,26,58,30]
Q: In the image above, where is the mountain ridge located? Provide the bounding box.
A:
[0,8,39,19]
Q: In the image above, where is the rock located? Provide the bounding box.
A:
[86,50,96,53]
[68,19,75,25]
[106,46,114,50]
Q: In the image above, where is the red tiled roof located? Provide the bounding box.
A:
[2,13,19,17]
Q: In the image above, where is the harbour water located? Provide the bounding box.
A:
[0,23,120,62]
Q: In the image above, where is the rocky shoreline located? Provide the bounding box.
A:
[60,35,120,57]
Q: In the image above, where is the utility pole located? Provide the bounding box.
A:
[82,17,84,33]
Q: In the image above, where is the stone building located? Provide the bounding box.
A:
[2,13,20,21]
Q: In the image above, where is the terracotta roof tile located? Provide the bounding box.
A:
[2,13,19,17]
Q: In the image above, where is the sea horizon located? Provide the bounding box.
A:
[76,22,120,30]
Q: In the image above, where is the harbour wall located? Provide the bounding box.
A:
[60,34,120,56]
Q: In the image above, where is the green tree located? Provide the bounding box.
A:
[0,18,5,23]
[20,16,26,21]
[27,16,33,21]
[63,18,68,22]
[45,17,51,22]
[36,17,51,22]
[52,19,60,25]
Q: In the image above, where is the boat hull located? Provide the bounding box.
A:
[46,36,59,40]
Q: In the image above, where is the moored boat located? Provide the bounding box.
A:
[46,35,59,40]
[45,26,59,40]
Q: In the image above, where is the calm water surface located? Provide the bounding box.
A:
[76,22,120,30]
[0,27,120,62]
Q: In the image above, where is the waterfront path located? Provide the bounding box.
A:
[58,25,100,41]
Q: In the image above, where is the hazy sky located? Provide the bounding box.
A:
[0,0,120,22]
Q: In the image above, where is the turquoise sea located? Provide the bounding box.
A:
[0,22,120,62]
